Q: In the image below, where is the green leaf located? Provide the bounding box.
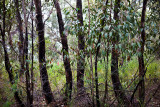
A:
[104,25,109,30]
[125,33,130,37]
[104,33,108,38]
[126,15,131,21]
[76,8,79,11]
[109,32,112,37]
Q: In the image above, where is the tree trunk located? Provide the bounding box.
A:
[94,0,109,106]
[76,0,85,93]
[53,0,72,103]
[22,0,32,106]
[103,41,109,104]
[30,0,34,106]
[14,0,24,76]
[34,0,56,105]
[0,0,24,106]
[87,0,94,106]
[111,0,130,106]
[138,0,147,105]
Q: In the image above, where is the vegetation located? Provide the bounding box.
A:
[0,0,160,106]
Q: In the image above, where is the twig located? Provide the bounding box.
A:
[64,0,76,10]
[44,6,54,24]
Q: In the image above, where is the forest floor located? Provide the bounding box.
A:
[0,72,160,106]
[1,78,159,107]
[145,78,160,107]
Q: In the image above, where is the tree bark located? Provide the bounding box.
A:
[14,0,25,76]
[138,0,147,105]
[53,0,72,103]
[0,0,24,106]
[76,0,85,93]
[111,0,130,106]
[34,0,56,105]
[22,0,32,106]
[30,0,34,106]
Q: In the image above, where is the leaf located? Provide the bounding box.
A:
[126,15,131,21]
[76,8,80,11]
[104,25,109,30]
[125,33,130,37]
[104,33,108,38]
[97,43,101,48]
[26,60,30,63]
[109,32,112,37]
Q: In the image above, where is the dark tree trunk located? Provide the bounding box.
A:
[14,0,24,76]
[0,0,24,106]
[95,0,108,106]
[30,0,34,106]
[34,0,56,105]
[111,0,130,106]
[138,0,147,105]
[103,41,109,104]
[25,27,31,106]
[76,0,85,93]
[22,0,31,106]
[1,28,25,107]
[53,0,72,103]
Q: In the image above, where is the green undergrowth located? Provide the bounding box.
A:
[0,55,160,106]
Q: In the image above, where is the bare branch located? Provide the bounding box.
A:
[44,6,54,24]
[64,0,76,10]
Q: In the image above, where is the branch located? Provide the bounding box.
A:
[0,25,2,35]
[64,0,76,10]
[130,68,147,103]
[44,6,54,24]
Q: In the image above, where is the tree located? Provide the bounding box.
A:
[13,0,25,76]
[138,0,148,105]
[30,0,34,106]
[34,0,57,105]
[22,0,32,106]
[94,0,109,106]
[76,0,85,93]
[0,0,24,106]
[53,0,72,103]
[111,0,130,105]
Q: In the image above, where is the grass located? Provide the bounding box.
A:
[0,55,160,106]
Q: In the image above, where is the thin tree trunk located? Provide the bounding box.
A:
[94,0,109,106]
[34,0,56,105]
[13,0,24,76]
[103,1,112,103]
[53,0,72,104]
[111,0,130,106]
[103,41,109,104]
[30,0,34,106]
[22,0,31,106]
[87,0,94,106]
[76,0,85,93]
[94,46,100,107]
[25,26,31,107]
[90,53,94,107]
[138,0,147,105]
[0,1,24,106]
